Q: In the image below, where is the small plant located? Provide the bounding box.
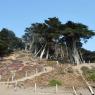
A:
[88,73,95,81]
[67,67,73,73]
[49,79,62,86]
[47,61,56,66]
[81,66,95,81]
[87,69,95,81]
[58,67,65,74]
[81,66,89,73]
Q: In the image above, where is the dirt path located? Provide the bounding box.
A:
[0,66,53,84]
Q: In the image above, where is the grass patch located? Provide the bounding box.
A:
[81,66,89,73]
[46,61,56,66]
[81,66,95,81]
[49,79,62,86]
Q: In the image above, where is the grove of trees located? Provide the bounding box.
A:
[0,17,95,64]
[23,17,95,64]
[0,28,24,56]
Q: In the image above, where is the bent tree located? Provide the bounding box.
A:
[23,17,95,63]
[61,21,95,64]
[23,17,61,59]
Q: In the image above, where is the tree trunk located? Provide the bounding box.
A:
[55,44,59,58]
[46,49,49,59]
[65,42,72,63]
[25,43,28,51]
[40,44,46,59]
[34,45,43,57]
[61,46,64,58]
[72,40,81,65]
[79,50,84,63]
[67,46,75,64]
[29,42,33,51]
[65,37,81,65]
[34,48,37,55]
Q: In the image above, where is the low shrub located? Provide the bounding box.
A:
[81,66,95,81]
[49,79,62,86]
[88,73,95,81]
[67,67,73,73]
[81,66,89,73]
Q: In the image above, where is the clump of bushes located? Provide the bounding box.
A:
[49,79,62,86]
[81,66,89,72]
[81,66,95,81]
[88,73,95,81]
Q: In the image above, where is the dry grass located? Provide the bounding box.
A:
[0,52,91,88]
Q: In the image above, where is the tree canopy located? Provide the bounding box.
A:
[0,28,24,56]
[0,17,95,63]
[23,17,95,64]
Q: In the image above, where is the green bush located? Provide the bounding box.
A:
[87,69,95,81]
[81,66,89,73]
[81,66,95,81]
[49,79,62,86]
[88,73,95,81]
[67,67,73,73]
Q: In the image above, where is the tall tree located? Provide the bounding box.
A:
[61,21,95,64]
[23,17,62,59]
[0,28,23,55]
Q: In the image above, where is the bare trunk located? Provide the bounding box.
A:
[29,43,32,51]
[34,45,43,57]
[29,36,34,51]
[34,48,37,55]
[79,50,84,63]
[40,44,46,59]
[65,37,81,65]
[67,46,75,64]
[61,46,64,58]
[55,44,59,58]
[25,43,28,51]
[46,49,49,59]
[72,40,81,65]
[65,42,72,63]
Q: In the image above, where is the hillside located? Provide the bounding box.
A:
[0,51,95,88]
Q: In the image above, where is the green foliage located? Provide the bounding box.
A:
[46,61,56,66]
[81,66,89,73]
[67,67,73,73]
[0,28,23,56]
[88,73,95,81]
[81,66,95,81]
[81,48,95,63]
[62,21,95,40]
[23,17,95,62]
[23,17,62,58]
[87,69,95,81]
[49,79,62,86]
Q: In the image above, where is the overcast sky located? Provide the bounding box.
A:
[0,0,95,51]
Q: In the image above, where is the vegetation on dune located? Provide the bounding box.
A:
[23,17,95,64]
[0,17,95,90]
[0,17,95,64]
[81,48,95,63]
[0,28,24,56]
[49,79,62,86]
[81,66,95,81]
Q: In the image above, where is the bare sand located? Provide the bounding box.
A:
[0,84,94,95]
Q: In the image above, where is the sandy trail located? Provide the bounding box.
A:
[0,66,53,84]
